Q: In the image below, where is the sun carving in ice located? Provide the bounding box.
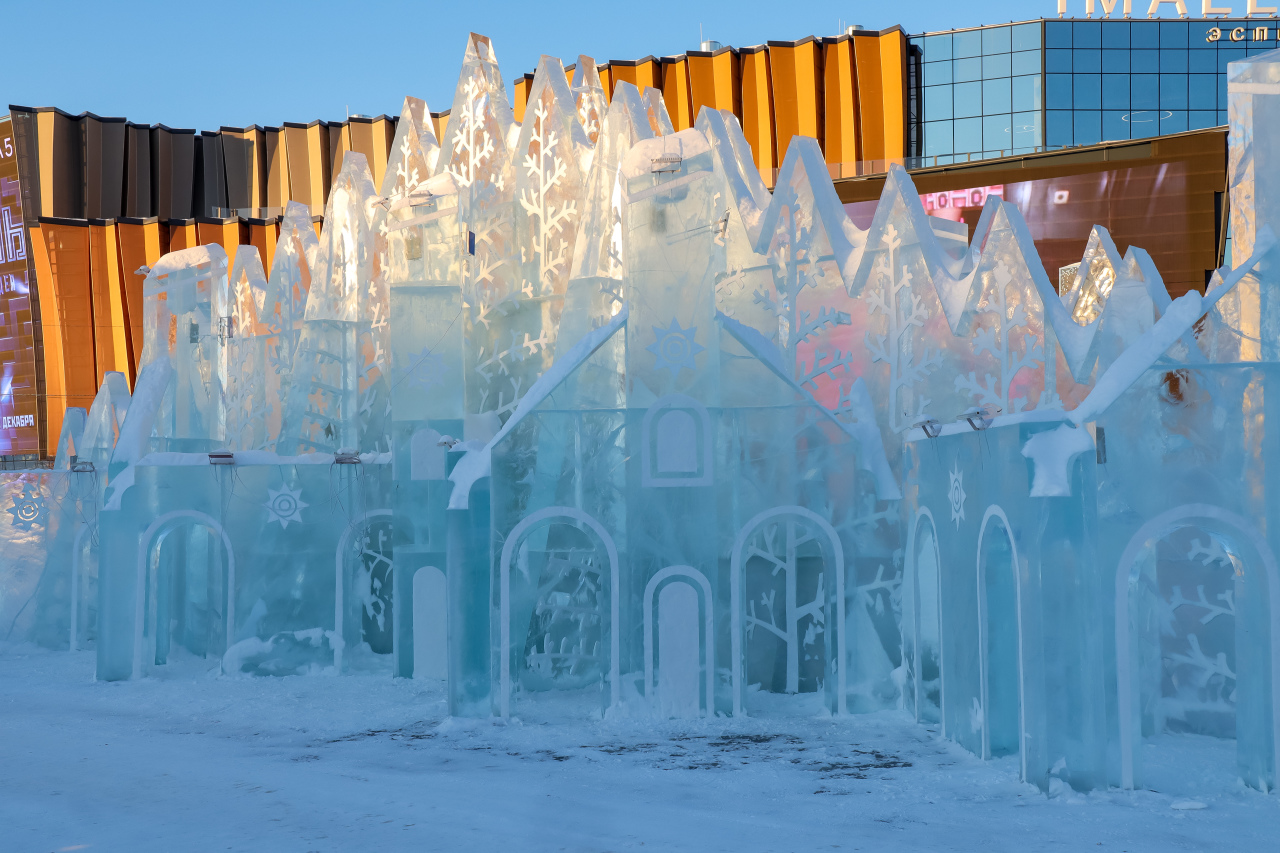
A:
[264,483,309,529]
[948,462,967,529]
[7,483,48,531]
[647,318,705,378]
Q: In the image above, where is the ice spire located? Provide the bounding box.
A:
[223,246,274,449]
[570,55,607,149]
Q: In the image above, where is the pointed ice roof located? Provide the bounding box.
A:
[756,136,866,282]
[437,32,515,186]
[568,81,665,282]
[515,55,592,183]
[570,55,607,149]
[381,96,441,198]
[228,244,268,337]
[305,152,378,323]
[696,108,771,245]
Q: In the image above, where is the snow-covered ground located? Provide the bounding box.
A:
[1,645,1275,852]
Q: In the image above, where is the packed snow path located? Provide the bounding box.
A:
[1,646,1274,852]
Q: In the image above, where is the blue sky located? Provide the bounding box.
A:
[5,1,1094,129]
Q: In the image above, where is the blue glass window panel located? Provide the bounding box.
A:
[1132,22,1159,49]
[1046,110,1073,147]
[1102,74,1129,109]
[924,61,953,87]
[1161,21,1187,48]
[1160,49,1188,73]
[1102,110,1130,141]
[954,30,982,58]
[1128,110,1160,139]
[1073,22,1102,48]
[1219,74,1228,110]
[983,78,1011,114]
[1074,74,1102,110]
[1161,74,1188,110]
[954,81,982,118]
[924,85,953,121]
[1131,50,1159,73]
[923,34,952,62]
[1012,110,1041,148]
[1219,47,1246,64]
[1074,49,1101,71]
[1102,21,1130,49]
[1046,49,1072,73]
[1045,21,1072,49]
[1190,23,1219,48]
[984,114,1012,152]
[1132,74,1159,109]
[1188,75,1216,110]
[1248,40,1273,56]
[983,53,1012,78]
[955,57,982,83]
[1188,110,1218,130]
[924,120,953,157]
[1047,73,1073,107]
[1074,111,1102,146]
[1013,22,1041,51]
[1012,75,1042,112]
[953,116,982,153]
[1161,110,1188,134]
[1012,50,1040,76]
[1188,50,1217,73]
[1102,50,1130,73]
[983,26,1011,54]
[1219,109,1228,126]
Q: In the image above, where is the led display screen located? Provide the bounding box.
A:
[0,115,40,455]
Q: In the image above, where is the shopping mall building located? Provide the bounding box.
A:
[0,10,1269,460]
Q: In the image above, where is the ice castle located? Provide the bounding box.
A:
[3,33,1279,795]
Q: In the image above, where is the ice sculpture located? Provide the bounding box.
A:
[3,32,1279,802]
[259,200,319,448]
[278,153,387,455]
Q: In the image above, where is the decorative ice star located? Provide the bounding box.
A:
[948,462,967,529]
[264,483,309,529]
[7,483,48,531]
[646,318,705,378]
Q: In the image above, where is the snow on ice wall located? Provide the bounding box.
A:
[3,32,1280,799]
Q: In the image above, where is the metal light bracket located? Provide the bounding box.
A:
[957,404,1001,431]
[912,417,943,439]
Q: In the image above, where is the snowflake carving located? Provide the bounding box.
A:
[948,462,967,529]
[7,483,47,530]
[647,319,705,378]
[264,484,308,529]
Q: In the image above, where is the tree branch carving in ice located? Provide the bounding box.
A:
[1169,584,1236,626]
[518,100,578,298]
[523,547,604,686]
[1186,537,1233,568]
[446,78,496,190]
[744,518,826,694]
[766,197,853,404]
[865,224,941,432]
[954,261,1043,414]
